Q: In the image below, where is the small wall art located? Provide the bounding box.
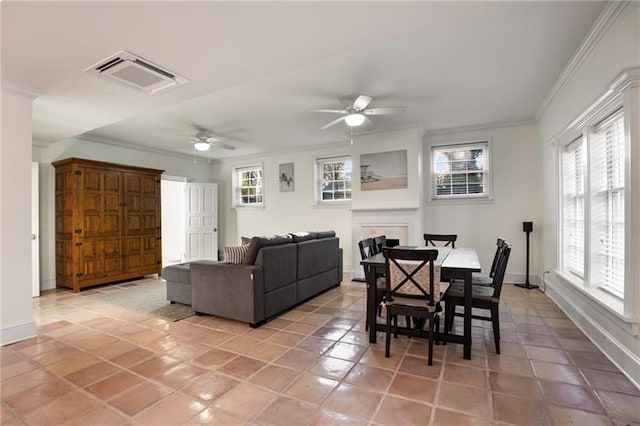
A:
[279,162,294,192]
[360,149,408,191]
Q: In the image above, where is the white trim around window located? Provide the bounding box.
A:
[232,164,264,208]
[315,155,352,206]
[554,66,640,321]
[428,140,492,202]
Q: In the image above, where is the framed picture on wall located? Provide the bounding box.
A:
[360,149,408,191]
[279,162,294,192]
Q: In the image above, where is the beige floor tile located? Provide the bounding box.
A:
[492,393,549,426]
[181,372,240,403]
[547,404,613,426]
[0,368,56,399]
[296,336,336,354]
[388,373,438,404]
[212,383,278,421]
[323,383,383,420]
[443,363,487,388]
[437,382,492,418]
[596,390,640,422]
[134,392,206,424]
[325,342,368,362]
[581,368,640,396]
[85,370,145,400]
[343,363,393,390]
[155,362,208,389]
[254,396,320,426]
[398,355,443,379]
[540,380,606,414]
[373,395,432,425]
[192,348,237,368]
[129,355,182,378]
[524,345,572,364]
[432,408,492,425]
[63,360,121,387]
[283,373,339,405]
[187,407,245,425]
[488,371,542,399]
[274,348,320,371]
[109,347,155,368]
[5,379,74,415]
[22,390,103,425]
[531,360,586,386]
[247,341,289,362]
[358,347,402,370]
[108,380,173,416]
[249,365,301,392]
[311,409,368,426]
[216,355,266,380]
[308,356,355,380]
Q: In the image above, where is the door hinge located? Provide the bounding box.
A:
[76,272,84,277]
[157,236,161,240]
[75,242,83,247]
[74,170,82,175]
[74,229,82,234]
[156,260,161,264]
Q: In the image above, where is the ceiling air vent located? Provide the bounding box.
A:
[85,50,188,94]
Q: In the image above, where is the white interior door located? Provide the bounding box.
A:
[31,162,40,297]
[185,183,218,261]
[161,179,186,266]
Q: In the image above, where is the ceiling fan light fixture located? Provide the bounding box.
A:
[345,113,365,127]
[194,141,210,151]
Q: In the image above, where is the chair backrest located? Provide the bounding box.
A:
[423,233,457,248]
[358,238,375,260]
[373,235,386,254]
[488,237,506,278]
[491,242,511,299]
[383,247,439,306]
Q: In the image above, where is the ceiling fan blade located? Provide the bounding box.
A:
[313,109,348,114]
[321,116,346,130]
[353,95,372,111]
[211,142,236,151]
[362,106,406,115]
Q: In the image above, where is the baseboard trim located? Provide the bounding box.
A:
[546,280,640,390]
[1,319,37,346]
[40,279,56,291]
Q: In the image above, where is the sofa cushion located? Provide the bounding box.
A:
[243,234,293,265]
[290,231,317,243]
[224,244,249,264]
[315,230,336,239]
[241,236,252,245]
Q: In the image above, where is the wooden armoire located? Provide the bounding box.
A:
[53,158,164,292]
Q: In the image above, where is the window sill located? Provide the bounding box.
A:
[232,204,265,211]
[554,269,632,323]
[313,201,351,209]
[427,196,494,206]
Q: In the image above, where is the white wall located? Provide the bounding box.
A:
[538,3,640,385]
[214,144,353,272]
[424,123,542,283]
[1,86,38,344]
[33,138,217,290]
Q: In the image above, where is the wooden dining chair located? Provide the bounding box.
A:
[443,242,511,354]
[423,233,457,248]
[383,247,440,365]
[359,237,384,330]
[373,235,387,254]
[469,238,506,286]
[358,238,376,260]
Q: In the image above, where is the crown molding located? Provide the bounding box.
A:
[1,80,44,99]
[551,66,639,146]
[423,118,535,138]
[76,134,206,163]
[535,1,630,120]
[215,140,351,165]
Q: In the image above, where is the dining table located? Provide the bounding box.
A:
[361,246,481,360]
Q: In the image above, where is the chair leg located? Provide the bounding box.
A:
[427,316,434,366]
[385,310,392,358]
[491,303,500,354]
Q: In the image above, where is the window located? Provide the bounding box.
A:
[233,165,263,207]
[560,138,585,278]
[591,110,625,297]
[559,108,626,298]
[431,142,489,199]
[318,156,352,202]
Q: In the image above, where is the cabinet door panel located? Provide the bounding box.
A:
[125,173,158,235]
[80,168,122,238]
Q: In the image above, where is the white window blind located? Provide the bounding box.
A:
[591,110,625,296]
[432,142,489,199]
[561,138,585,278]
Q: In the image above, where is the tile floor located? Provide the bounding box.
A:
[2,277,639,425]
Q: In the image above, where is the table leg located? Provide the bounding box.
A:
[463,269,472,360]
[366,265,377,344]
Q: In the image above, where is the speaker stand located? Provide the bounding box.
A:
[515,227,539,289]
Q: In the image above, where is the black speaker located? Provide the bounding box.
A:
[515,221,538,289]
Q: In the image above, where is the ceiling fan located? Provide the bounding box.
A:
[315,95,406,130]
[189,132,235,152]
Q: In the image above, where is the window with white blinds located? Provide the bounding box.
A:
[591,110,625,296]
[561,138,585,279]
[431,142,490,199]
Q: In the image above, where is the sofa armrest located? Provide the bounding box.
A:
[190,262,265,325]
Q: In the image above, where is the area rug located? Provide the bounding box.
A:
[90,281,195,321]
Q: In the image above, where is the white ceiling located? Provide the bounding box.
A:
[2,1,605,159]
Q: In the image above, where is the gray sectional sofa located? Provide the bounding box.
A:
[165,231,342,327]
